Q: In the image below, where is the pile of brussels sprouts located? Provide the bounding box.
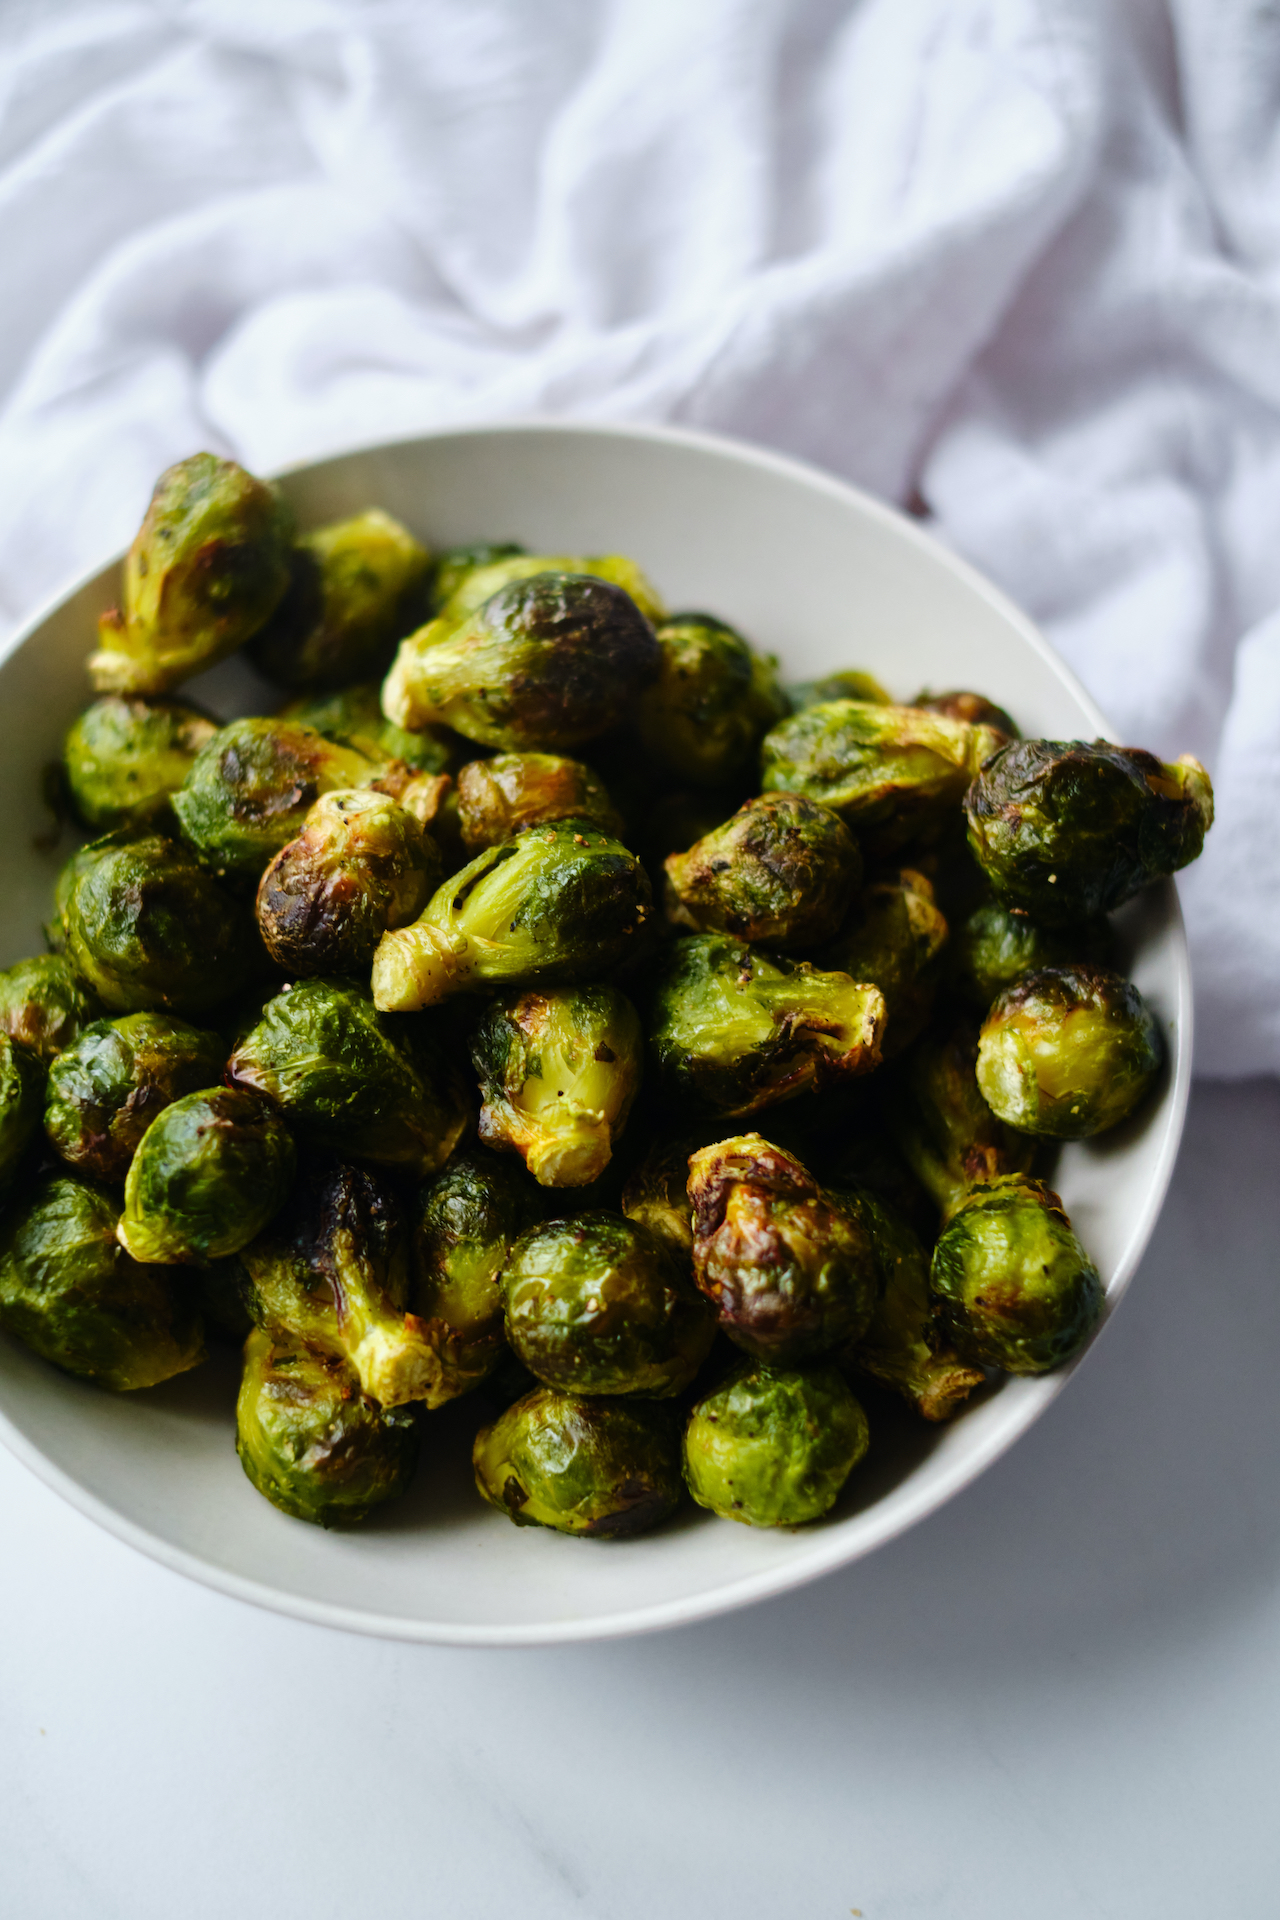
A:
[0,452,1215,1538]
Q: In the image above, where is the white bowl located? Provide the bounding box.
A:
[0,421,1191,1645]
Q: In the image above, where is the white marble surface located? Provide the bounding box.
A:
[3,1077,1278,1920]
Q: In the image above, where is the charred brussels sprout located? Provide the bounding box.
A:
[237,1328,418,1526]
[64,696,218,832]
[57,832,255,1016]
[44,1012,226,1183]
[227,979,469,1177]
[503,1212,714,1397]
[889,1016,1036,1221]
[455,753,623,852]
[840,1190,983,1421]
[0,1174,204,1388]
[635,614,788,787]
[90,453,292,695]
[664,794,861,950]
[472,985,642,1187]
[250,508,430,690]
[688,1134,879,1362]
[256,789,440,977]
[119,1087,295,1264]
[914,689,1018,740]
[371,816,651,1012]
[965,739,1214,924]
[950,898,1116,1011]
[683,1359,868,1527]
[411,1151,543,1396]
[976,964,1162,1138]
[172,717,394,880]
[788,669,890,710]
[474,1386,683,1536]
[649,934,885,1118]
[931,1174,1103,1373]
[383,572,661,751]
[761,699,1002,850]
[428,540,526,614]
[280,682,463,777]
[0,1037,45,1188]
[0,955,101,1062]
[435,550,666,629]
[818,868,948,1057]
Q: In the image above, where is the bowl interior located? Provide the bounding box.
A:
[0,423,1190,1644]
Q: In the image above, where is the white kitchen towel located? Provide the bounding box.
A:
[0,0,1275,1075]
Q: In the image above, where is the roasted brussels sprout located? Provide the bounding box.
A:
[0,1173,204,1388]
[44,1012,226,1183]
[471,985,642,1186]
[89,453,292,695]
[0,1036,45,1188]
[817,867,948,1056]
[227,979,469,1177]
[435,551,666,629]
[0,955,101,1062]
[965,739,1214,924]
[914,689,1018,739]
[411,1151,543,1396]
[502,1212,714,1397]
[888,1016,1037,1221]
[280,682,463,777]
[428,540,525,614]
[930,1174,1103,1373]
[172,717,394,880]
[976,964,1162,1138]
[621,1133,703,1266]
[688,1134,879,1362]
[787,669,890,710]
[64,696,219,832]
[383,572,661,750]
[683,1359,868,1527]
[761,698,1002,850]
[649,934,885,1118]
[950,898,1116,1011]
[635,614,788,787]
[840,1189,983,1420]
[250,508,430,690]
[664,794,861,950]
[57,832,256,1016]
[474,1386,683,1536]
[119,1087,295,1264]
[371,816,651,1012]
[255,789,440,977]
[237,1327,418,1526]
[455,753,623,852]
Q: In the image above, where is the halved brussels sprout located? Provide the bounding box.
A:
[255,789,440,977]
[888,1016,1036,1221]
[119,1086,295,1264]
[649,934,885,1118]
[172,717,395,880]
[930,1173,1103,1373]
[761,698,1001,849]
[455,753,623,852]
[839,1189,982,1421]
[411,1151,543,1397]
[474,1386,683,1536]
[434,551,666,629]
[89,453,293,694]
[44,1012,226,1183]
[0,1036,45,1188]
[950,898,1117,1012]
[57,832,256,1016]
[227,979,469,1177]
[683,1359,868,1526]
[503,1212,715,1397]
[976,964,1162,1138]
[635,614,788,787]
[664,794,861,950]
[64,696,219,832]
[914,689,1018,739]
[250,508,430,690]
[787,669,890,710]
[688,1134,879,1363]
[0,955,101,1063]
[280,681,463,777]
[371,816,651,1012]
[237,1327,418,1526]
[383,572,661,750]
[817,867,948,1056]
[0,1173,204,1388]
[471,984,642,1187]
[965,739,1214,924]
